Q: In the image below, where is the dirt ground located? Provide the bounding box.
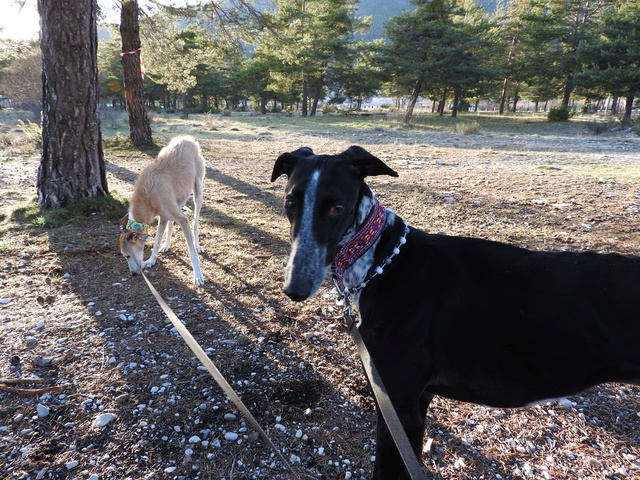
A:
[2,113,640,480]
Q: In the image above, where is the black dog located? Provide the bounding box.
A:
[271,145,640,480]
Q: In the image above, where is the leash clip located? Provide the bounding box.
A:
[334,278,357,333]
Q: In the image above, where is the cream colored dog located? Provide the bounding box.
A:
[120,135,205,286]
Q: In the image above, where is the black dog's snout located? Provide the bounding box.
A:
[284,286,311,302]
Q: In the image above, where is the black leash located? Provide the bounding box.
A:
[337,283,427,480]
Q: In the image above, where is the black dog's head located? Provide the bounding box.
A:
[271,146,398,301]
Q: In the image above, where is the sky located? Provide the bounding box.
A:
[0,1,208,41]
[1,2,40,41]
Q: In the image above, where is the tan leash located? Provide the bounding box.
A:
[122,234,298,476]
[140,272,300,477]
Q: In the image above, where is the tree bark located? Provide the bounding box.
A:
[301,76,308,117]
[310,73,324,117]
[512,86,520,113]
[120,0,153,146]
[621,95,634,126]
[499,77,508,115]
[562,73,574,107]
[437,89,447,116]
[37,0,108,209]
[451,85,460,118]
[403,77,423,124]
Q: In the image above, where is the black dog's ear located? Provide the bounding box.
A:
[271,147,314,182]
[340,145,399,179]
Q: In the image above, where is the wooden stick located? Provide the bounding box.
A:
[0,384,69,395]
[0,378,46,385]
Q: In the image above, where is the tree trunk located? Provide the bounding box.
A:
[120,0,152,147]
[437,90,447,116]
[310,73,324,117]
[260,93,267,114]
[499,77,508,115]
[451,85,460,118]
[301,76,308,117]
[512,87,520,113]
[181,92,188,118]
[403,77,423,124]
[621,95,634,126]
[562,73,574,107]
[37,0,108,209]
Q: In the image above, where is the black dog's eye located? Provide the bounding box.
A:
[285,199,297,213]
[328,204,345,216]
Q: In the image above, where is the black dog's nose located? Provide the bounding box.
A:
[284,286,310,302]
[131,272,138,277]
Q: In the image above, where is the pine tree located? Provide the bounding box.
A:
[120,0,153,146]
[381,0,495,122]
[255,0,367,116]
[576,0,640,124]
[37,0,108,209]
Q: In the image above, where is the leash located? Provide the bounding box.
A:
[331,213,426,480]
[337,288,427,480]
[141,272,300,477]
[123,243,298,477]
[140,270,300,479]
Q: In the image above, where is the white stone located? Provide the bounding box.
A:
[93,413,117,427]
[558,398,574,408]
[36,405,50,418]
[224,432,239,441]
[189,436,201,444]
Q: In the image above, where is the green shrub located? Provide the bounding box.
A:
[547,105,571,122]
[321,104,338,114]
[454,120,481,135]
[585,120,617,135]
[102,132,129,149]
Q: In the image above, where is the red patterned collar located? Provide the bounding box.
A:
[332,199,387,291]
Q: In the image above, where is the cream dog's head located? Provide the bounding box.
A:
[119,215,151,276]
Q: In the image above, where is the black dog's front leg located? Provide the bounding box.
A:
[372,391,433,480]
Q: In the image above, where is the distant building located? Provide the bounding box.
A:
[0,95,12,109]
